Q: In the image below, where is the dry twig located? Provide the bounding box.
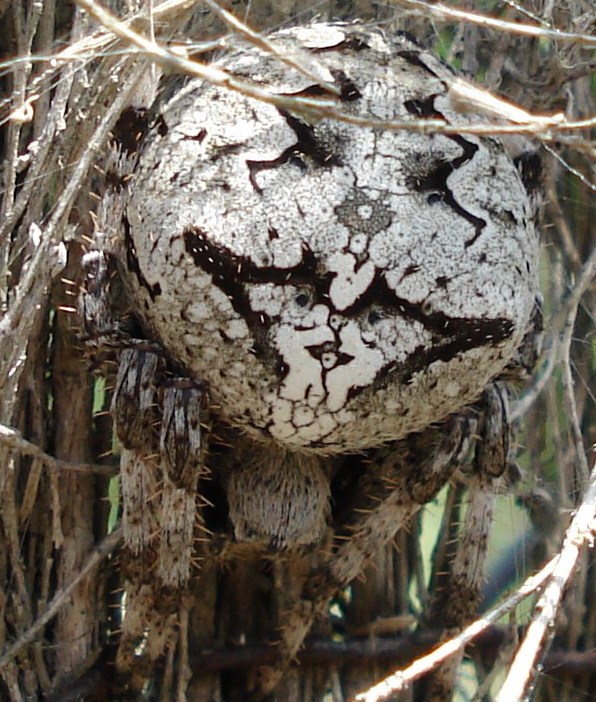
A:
[0,525,123,671]
[74,0,596,139]
[0,423,117,476]
[392,0,596,47]
[512,243,596,422]
[353,447,596,702]
[494,446,596,701]
[352,556,559,701]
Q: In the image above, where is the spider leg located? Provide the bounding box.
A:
[112,348,212,694]
[79,248,126,348]
[254,415,473,698]
[421,383,513,700]
[111,344,161,450]
[159,378,210,587]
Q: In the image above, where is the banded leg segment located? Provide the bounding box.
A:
[159,379,211,587]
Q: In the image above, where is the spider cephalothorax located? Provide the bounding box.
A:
[82,22,540,698]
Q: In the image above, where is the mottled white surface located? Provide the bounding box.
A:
[123,24,538,453]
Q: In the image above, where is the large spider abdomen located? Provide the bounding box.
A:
[122,24,539,454]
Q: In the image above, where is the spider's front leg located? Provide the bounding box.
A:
[111,345,211,693]
[79,240,134,352]
[111,343,168,690]
[111,344,163,568]
[159,377,210,587]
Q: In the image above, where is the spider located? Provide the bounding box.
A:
[80,22,541,700]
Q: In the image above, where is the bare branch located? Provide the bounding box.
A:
[0,0,226,127]
[0,423,117,476]
[494,447,596,701]
[512,243,596,422]
[559,246,596,486]
[202,0,341,96]
[544,145,596,194]
[187,630,596,674]
[72,0,596,140]
[0,525,123,671]
[510,338,558,422]
[392,0,596,48]
[352,556,558,701]
[0,59,146,416]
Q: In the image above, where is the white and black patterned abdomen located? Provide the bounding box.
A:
[122,24,539,453]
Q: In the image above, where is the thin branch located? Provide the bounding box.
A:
[494,447,596,701]
[0,8,84,239]
[0,60,146,415]
[511,244,596,422]
[0,423,117,476]
[545,177,583,273]
[37,630,596,701]
[559,246,596,486]
[544,144,596,194]
[0,0,226,125]
[73,0,596,140]
[510,338,558,422]
[187,630,596,675]
[0,525,123,670]
[352,555,558,701]
[392,0,596,47]
[202,0,341,96]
